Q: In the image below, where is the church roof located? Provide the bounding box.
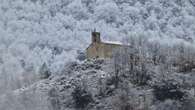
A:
[103,40,123,45]
[86,40,125,50]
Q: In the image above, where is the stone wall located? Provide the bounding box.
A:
[86,42,122,59]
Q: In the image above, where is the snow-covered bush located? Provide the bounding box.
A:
[111,91,134,110]
[151,70,191,102]
[48,87,60,110]
[153,81,186,101]
[151,100,182,110]
[94,1,120,23]
[76,50,86,61]
[129,68,151,86]
[39,63,51,79]
[72,85,93,109]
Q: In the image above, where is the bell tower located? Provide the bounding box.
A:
[92,30,101,44]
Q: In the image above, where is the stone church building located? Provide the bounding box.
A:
[86,31,123,59]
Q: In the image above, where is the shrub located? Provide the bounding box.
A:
[48,88,60,110]
[71,86,93,109]
[130,69,151,86]
[153,82,185,101]
[112,94,132,110]
[112,90,139,110]
[39,63,51,79]
[152,100,182,110]
[76,51,86,61]
[178,61,195,72]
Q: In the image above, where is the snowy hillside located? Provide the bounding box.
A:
[0,59,113,110]
[1,58,195,110]
[1,0,195,109]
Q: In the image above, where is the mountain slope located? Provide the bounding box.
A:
[1,0,195,109]
[1,58,195,110]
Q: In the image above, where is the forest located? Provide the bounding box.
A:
[0,0,195,110]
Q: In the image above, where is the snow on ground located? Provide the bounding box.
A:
[0,59,153,110]
[1,58,194,110]
[1,0,195,96]
[1,0,195,110]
